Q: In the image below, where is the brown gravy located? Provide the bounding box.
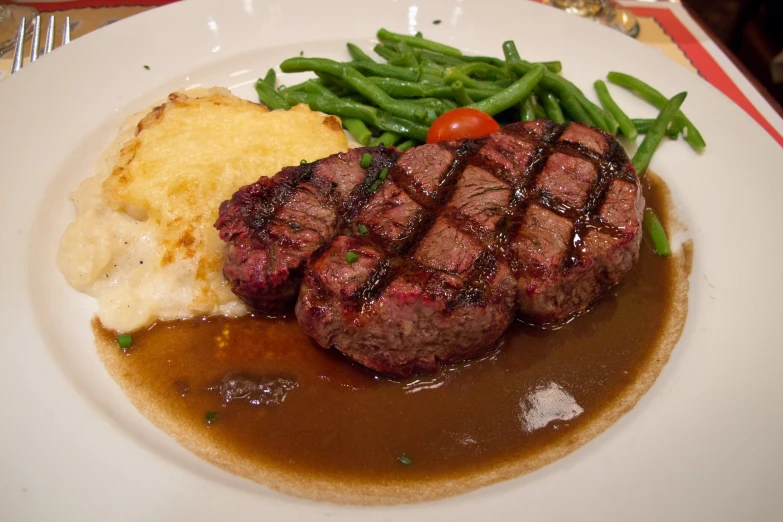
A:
[94,173,691,503]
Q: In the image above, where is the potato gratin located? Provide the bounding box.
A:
[58,88,348,331]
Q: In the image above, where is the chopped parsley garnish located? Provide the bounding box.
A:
[205,411,219,425]
[368,180,382,193]
[432,19,442,25]
[398,453,412,465]
[143,65,150,70]
[357,224,369,235]
[379,167,388,180]
[299,50,304,56]
[300,159,307,165]
[117,334,133,350]
[360,152,372,168]
[345,251,359,264]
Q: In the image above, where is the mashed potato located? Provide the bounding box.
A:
[58,88,349,332]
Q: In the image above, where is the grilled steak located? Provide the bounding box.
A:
[216,120,644,376]
[215,146,398,311]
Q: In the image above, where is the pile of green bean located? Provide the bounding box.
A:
[255,29,704,256]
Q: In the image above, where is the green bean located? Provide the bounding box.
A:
[537,89,565,123]
[315,71,353,92]
[421,65,446,79]
[538,61,562,74]
[631,118,679,139]
[468,63,545,116]
[377,28,463,57]
[502,40,522,63]
[453,62,513,82]
[343,118,373,145]
[279,80,309,92]
[406,97,455,114]
[370,131,401,147]
[632,92,687,173]
[261,68,276,86]
[373,43,400,62]
[521,96,537,122]
[502,41,609,129]
[388,51,418,68]
[340,93,371,104]
[456,54,507,68]
[366,77,451,98]
[582,96,618,134]
[420,73,445,84]
[303,79,338,97]
[396,139,417,151]
[387,32,558,75]
[643,208,670,257]
[420,56,444,69]
[280,57,438,124]
[350,60,420,82]
[532,96,547,119]
[255,79,290,110]
[464,88,500,101]
[607,72,705,151]
[347,43,375,63]
[281,91,429,142]
[558,89,592,124]
[418,49,465,67]
[594,80,637,139]
[451,81,474,106]
[444,69,505,91]
[503,40,596,125]
[438,97,459,111]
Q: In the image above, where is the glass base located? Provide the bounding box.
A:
[599,6,641,38]
[0,5,39,57]
[543,0,603,17]
[542,0,640,38]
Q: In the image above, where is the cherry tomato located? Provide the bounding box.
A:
[426,108,500,143]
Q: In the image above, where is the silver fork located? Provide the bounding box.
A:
[11,15,71,74]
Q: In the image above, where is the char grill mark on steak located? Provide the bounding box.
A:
[341,141,485,307]
[215,147,399,311]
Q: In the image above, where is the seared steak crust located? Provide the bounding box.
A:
[217,121,644,376]
[215,147,399,311]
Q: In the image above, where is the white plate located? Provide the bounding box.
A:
[1,0,782,520]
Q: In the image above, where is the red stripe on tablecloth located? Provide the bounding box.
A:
[630,6,783,147]
[24,0,177,11]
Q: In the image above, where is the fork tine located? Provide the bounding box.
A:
[30,15,41,62]
[62,16,71,46]
[44,15,54,55]
[11,17,26,74]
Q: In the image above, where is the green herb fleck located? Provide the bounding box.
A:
[415,31,423,38]
[368,180,382,193]
[360,152,372,169]
[299,50,304,56]
[358,224,369,235]
[379,168,388,180]
[300,159,307,165]
[345,251,359,264]
[143,65,150,70]
[205,411,219,425]
[398,453,412,465]
[432,19,441,25]
[117,334,133,350]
